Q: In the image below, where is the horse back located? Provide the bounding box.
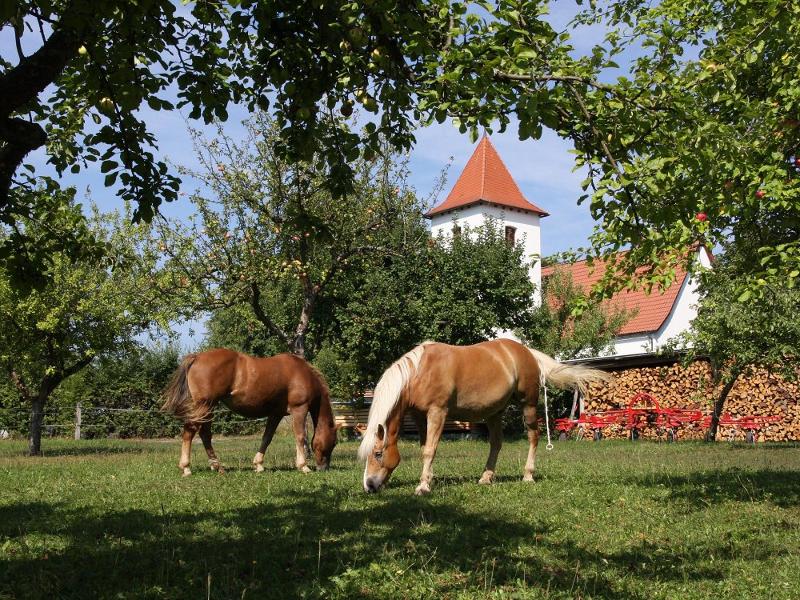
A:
[408,339,540,415]
[187,348,241,399]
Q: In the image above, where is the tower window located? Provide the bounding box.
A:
[452,224,462,237]
[505,226,516,245]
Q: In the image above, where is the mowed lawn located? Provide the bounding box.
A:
[1,435,799,599]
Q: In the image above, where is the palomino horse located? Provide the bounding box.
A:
[162,349,337,476]
[359,339,609,495]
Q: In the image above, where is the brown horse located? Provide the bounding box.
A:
[359,339,609,495]
[162,349,337,476]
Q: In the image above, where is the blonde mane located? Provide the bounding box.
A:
[358,342,434,460]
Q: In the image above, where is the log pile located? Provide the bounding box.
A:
[583,360,800,442]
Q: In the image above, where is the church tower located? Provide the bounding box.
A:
[425,136,549,301]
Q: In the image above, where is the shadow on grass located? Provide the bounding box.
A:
[38,444,154,457]
[0,444,152,459]
[1,478,769,600]
[626,468,800,508]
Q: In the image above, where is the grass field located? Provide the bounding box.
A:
[1,435,799,599]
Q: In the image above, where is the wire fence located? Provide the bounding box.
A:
[0,404,273,439]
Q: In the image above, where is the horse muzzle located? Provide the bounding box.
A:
[363,475,386,493]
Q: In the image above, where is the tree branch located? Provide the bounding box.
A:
[60,354,95,381]
[8,369,32,400]
[0,117,48,211]
[0,3,93,206]
[249,281,289,345]
[565,82,642,227]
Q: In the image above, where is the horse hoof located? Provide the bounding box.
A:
[478,475,494,485]
[414,483,431,496]
[522,474,534,482]
[300,465,312,474]
[254,464,265,473]
[182,468,192,477]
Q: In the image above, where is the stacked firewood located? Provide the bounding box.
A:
[582,361,800,442]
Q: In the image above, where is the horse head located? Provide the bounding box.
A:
[312,421,340,471]
[362,423,400,492]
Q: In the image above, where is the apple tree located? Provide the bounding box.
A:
[1,0,455,277]
[674,242,800,441]
[159,112,425,360]
[0,189,179,455]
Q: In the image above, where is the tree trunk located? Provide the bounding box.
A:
[290,335,306,359]
[28,394,46,456]
[290,293,316,360]
[705,374,739,442]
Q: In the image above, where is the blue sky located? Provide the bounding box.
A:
[3,1,624,348]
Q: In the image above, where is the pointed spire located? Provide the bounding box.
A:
[426,136,549,218]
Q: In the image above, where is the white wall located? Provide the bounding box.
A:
[608,334,655,356]
[430,202,543,303]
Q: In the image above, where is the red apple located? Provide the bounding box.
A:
[696,212,708,222]
[795,157,800,167]
[755,189,766,199]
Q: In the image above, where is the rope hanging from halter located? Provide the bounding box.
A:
[541,374,554,451]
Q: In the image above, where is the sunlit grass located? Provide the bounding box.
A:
[1,435,798,598]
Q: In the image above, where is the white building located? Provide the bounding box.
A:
[425,135,549,299]
[426,136,709,358]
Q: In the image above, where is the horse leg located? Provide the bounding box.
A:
[411,409,427,446]
[523,402,539,482]
[416,407,446,495]
[198,421,224,474]
[479,413,503,485]
[178,422,199,477]
[253,415,282,473]
[291,408,313,473]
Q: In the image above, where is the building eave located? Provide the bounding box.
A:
[425,199,550,219]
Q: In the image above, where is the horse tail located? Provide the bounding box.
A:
[527,348,611,396]
[358,342,434,461]
[161,354,205,423]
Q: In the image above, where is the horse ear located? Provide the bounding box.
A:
[376,423,385,442]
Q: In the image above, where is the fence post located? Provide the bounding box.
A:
[74,403,82,440]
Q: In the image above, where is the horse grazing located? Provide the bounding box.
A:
[359,339,610,495]
[162,349,337,476]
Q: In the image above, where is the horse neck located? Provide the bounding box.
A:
[384,402,405,447]
[311,389,335,432]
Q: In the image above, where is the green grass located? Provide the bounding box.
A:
[1,435,799,599]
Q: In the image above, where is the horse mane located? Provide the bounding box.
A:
[358,341,434,461]
[528,348,611,395]
[306,361,330,397]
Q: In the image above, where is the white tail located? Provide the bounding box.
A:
[358,342,433,461]
[528,348,611,395]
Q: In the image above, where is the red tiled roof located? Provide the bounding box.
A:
[541,258,688,336]
[425,136,549,218]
